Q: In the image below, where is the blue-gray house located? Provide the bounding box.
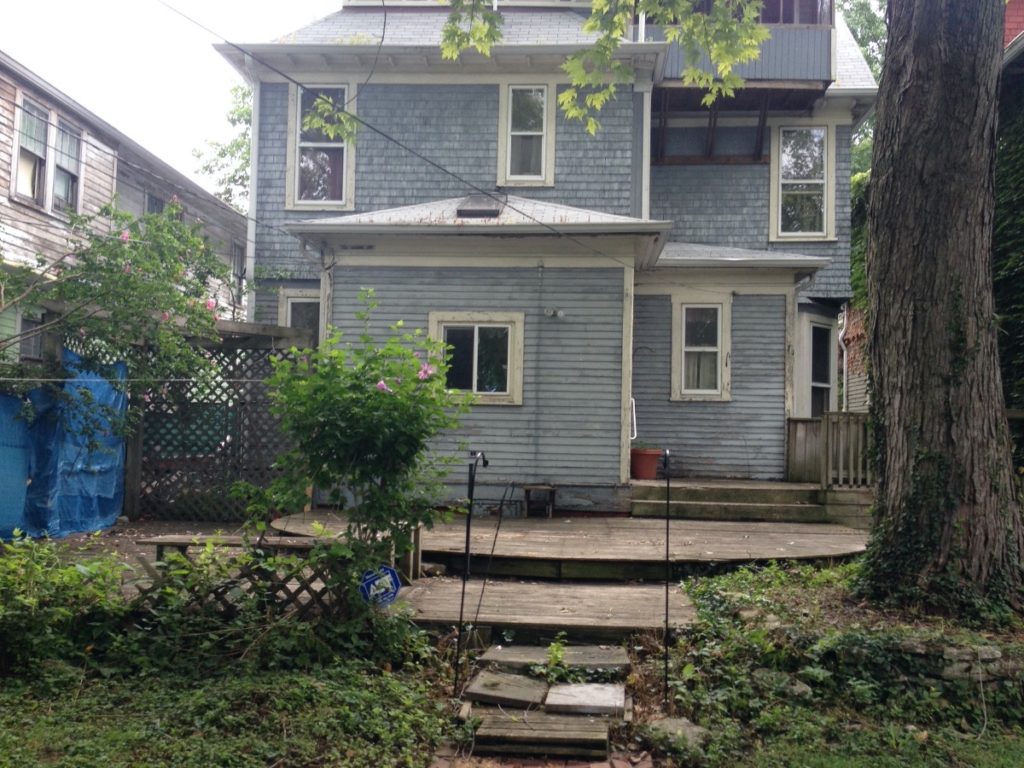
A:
[218,0,876,511]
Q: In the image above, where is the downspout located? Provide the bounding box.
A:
[838,302,849,412]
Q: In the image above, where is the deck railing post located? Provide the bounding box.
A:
[663,448,671,705]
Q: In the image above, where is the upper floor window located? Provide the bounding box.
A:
[297,87,346,203]
[146,193,166,215]
[13,96,84,215]
[761,0,832,25]
[779,127,826,236]
[498,84,555,187]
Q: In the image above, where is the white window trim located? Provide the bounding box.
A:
[497,83,556,187]
[768,121,837,243]
[285,83,356,211]
[11,91,85,217]
[809,320,835,415]
[671,292,732,402]
[277,288,323,344]
[428,311,525,406]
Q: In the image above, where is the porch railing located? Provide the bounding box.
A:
[786,412,872,489]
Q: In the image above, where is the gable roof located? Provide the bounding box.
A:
[658,242,831,270]
[829,12,877,94]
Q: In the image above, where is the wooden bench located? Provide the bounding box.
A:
[136,530,423,582]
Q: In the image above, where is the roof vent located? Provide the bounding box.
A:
[457,194,506,219]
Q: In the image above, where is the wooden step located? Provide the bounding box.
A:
[545,683,626,717]
[631,480,821,505]
[464,670,547,708]
[480,644,630,675]
[631,499,830,523]
[473,706,609,759]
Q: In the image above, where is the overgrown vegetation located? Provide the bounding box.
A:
[640,563,1024,767]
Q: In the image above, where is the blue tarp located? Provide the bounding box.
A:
[0,352,126,539]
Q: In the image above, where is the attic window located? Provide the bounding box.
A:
[456,194,505,219]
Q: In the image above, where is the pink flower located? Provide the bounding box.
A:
[119,229,131,243]
[376,379,392,393]
[205,298,217,311]
[417,363,436,381]
[160,311,170,322]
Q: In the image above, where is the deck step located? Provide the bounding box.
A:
[631,481,821,505]
[480,645,630,676]
[464,670,549,708]
[473,706,609,759]
[631,499,830,523]
[546,683,626,717]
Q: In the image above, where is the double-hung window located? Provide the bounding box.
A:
[810,324,832,417]
[498,85,554,186]
[429,312,524,405]
[778,127,826,236]
[16,98,49,205]
[278,288,322,347]
[296,87,347,203]
[671,294,732,401]
[53,121,81,213]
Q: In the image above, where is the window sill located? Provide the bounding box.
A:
[498,179,555,189]
[286,199,355,212]
[670,392,732,403]
[9,193,76,221]
[770,234,838,244]
[466,394,523,407]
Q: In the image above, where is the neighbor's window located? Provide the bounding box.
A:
[16,98,49,205]
[508,86,546,179]
[146,193,166,215]
[681,305,722,394]
[297,87,347,202]
[52,121,81,213]
[779,127,826,235]
[429,311,524,405]
[810,324,832,417]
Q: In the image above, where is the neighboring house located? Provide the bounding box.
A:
[0,49,248,357]
[219,0,876,509]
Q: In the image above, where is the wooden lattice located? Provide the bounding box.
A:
[136,348,292,521]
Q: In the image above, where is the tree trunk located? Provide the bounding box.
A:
[862,0,1024,613]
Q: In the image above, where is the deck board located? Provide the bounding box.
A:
[396,578,695,637]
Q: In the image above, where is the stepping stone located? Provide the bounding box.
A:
[647,716,710,748]
[473,706,609,759]
[545,683,626,717]
[480,644,630,675]
[464,670,547,708]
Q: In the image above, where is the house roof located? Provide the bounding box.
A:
[276,7,600,48]
[286,195,672,267]
[829,12,877,94]
[657,242,832,270]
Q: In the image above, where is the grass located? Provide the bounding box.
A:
[0,661,451,768]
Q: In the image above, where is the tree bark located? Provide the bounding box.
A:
[862,0,1024,613]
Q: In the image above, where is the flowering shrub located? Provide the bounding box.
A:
[246,290,471,568]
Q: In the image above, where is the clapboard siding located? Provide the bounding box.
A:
[331,266,625,486]
[662,26,832,81]
[255,82,636,276]
[845,371,869,413]
[632,294,786,479]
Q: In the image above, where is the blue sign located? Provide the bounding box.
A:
[359,565,402,606]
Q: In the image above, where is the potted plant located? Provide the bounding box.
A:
[630,442,663,480]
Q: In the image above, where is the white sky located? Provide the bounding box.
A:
[1,1,343,193]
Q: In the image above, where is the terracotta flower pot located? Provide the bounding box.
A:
[630,447,663,480]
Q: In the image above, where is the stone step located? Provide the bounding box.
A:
[473,706,609,760]
[631,481,821,505]
[546,683,626,717]
[464,670,547,708]
[480,644,630,676]
[631,499,831,523]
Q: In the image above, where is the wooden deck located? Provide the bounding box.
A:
[419,516,866,580]
[396,578,695,641]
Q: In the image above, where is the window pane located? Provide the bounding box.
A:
[289,301,320,346]
[444,326,474,390]
[56,122,80,172]
[685,351,719,391]
[811,386,830,417]
[53,168,77,212]
[147,194,166,215]
[781,128,825,180]
[511,88,545,133]
[811,325,831,385]
[684,307,718,347]
[510,135,543,177]
[476,326,509,393]
[298,148,345,201]
[781,185,824,233]
[20,100,48,158]
[17,149,43,201]
[300,88,346,143]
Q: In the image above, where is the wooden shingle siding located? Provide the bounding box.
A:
[331,266,625,486]
[662,26,832,82]
[632,294,786,479]
[254,82,636,277]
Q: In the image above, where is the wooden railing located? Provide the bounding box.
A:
[786,412,872,489]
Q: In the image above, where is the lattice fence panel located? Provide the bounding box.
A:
[137,348,292,521]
